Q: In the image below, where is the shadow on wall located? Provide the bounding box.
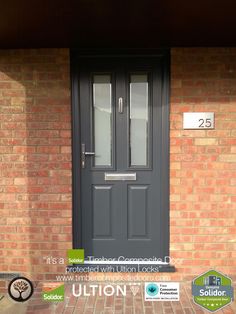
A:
[0,49,72,283]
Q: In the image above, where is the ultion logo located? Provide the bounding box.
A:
[8,277,34,302]
[42,282,64,302]
[192,270,234,312]
[129,283,140,296]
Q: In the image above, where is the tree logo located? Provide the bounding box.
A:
[8,277,34,302]
[192,270,234,312]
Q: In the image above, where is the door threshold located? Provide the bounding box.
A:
[67,263,175,273]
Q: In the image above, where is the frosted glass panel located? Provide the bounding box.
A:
[130,74,148,166]
[93,75,112,166]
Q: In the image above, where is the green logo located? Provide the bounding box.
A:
[146,283,159,296]
[67,249,84,264]
[192,270,234,312]
[42,283,64,302]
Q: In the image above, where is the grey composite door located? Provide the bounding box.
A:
[77,55,169,260]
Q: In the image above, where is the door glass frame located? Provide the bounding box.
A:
[91,72,114,169]
[128,71,153,169]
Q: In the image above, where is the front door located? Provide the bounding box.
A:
[73,54,170,260]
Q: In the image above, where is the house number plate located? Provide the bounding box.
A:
[183,112,215,129]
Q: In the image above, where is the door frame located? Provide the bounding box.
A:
[70,49,171,260]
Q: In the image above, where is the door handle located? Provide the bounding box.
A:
[118,97,123,113]
[84,152,95,156]
[82,144,95,168]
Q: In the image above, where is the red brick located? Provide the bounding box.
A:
[0,48,71,281]
[170,48,236,279]
[1,47,236,282]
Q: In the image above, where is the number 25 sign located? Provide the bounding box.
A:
[183,112,215,129]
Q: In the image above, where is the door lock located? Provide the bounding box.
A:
[81,143,95,168]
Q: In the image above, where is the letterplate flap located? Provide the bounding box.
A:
[105,173,136,181]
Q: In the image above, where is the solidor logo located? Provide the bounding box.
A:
[192,270,234,312]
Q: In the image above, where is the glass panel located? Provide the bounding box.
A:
[130,74,149,166]
[93,75,112,166]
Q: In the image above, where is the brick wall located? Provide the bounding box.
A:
[170,48,236,281]
[0,48,235,282]
[0,49,72,281]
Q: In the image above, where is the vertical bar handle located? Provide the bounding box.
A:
[118,97,123,113]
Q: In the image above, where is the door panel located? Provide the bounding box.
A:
[127,185,149,239]
[76,56,169,260]
[92,185,113,238]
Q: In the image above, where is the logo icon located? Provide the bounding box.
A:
[42,283,64,302]
[67,249,84,264]
[145,282,179,301]
[146,283,159,296]
[192,270,234,312]
[8,277,34,302]
[129,283,140,296]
